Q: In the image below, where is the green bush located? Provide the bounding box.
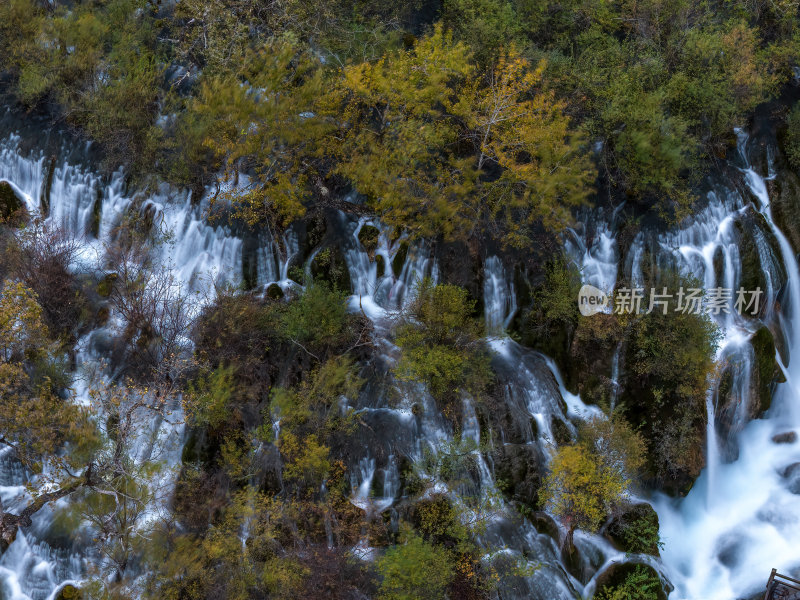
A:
[596,565,664,600]
[377,534,455,600]
[281,282,350,349]
[394,280,491,417]
[785,103,800,171]
[622,296,719,487]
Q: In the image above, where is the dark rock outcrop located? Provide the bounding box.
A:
[605,502,661,556]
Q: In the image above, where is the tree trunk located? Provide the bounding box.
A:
[0,478,83,553]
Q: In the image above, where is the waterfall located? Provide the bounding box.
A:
[566,220,619,298]
[484,256,517,335]
[610,343,622,410]
[705,389,720,508]
[653,129,800,600]
[5,101,800,600]
[0,114,255,598]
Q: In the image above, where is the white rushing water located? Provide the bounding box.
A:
[653,130,800,600]
[0,116,262,598]
[566,220,620,299]
[5,105,800,600]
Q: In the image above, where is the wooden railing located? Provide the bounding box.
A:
[765,569,800,600]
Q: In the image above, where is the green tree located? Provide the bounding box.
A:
[539,444,626,534]
[328,26,593,246]
[184,37,328,227]
[394,280,491,415]
[377,534,455,600]
[441,0,522,64]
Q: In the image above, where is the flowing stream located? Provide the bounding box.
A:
[2,105,800,599]
[651,131,800,600]
[0,110,260,599]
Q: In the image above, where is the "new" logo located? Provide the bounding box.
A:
[577,284,610,316]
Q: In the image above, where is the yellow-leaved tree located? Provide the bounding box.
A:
[186,35,329,227]
[455,50,595,245]
[326,25,594,246]
[0,282,96,550]
[539,415,645,537]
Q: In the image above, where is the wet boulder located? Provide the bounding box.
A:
[54,584,82,600]
[391,240,409,277]
[529,510,560,542]
[732,213,785,314]
[357,224,380,259]
[550,415,573,447]
[310,246,351,292]
[375,254,385,278]
[752,326,784,414]
[0,180,27,224]
[783,462,800,494]
[593,561,670,600]
[772,431,797,444]
[605,502,661,556]
[491,443,545,508]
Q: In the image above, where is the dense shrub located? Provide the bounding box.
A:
[7,221,91,342]
[394,279,491,420]
[376,534,455,600]
[622,302,719,489]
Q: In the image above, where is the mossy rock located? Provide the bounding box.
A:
[265,283,284,299]
[392,240,409,276]
[491,443,544,508]
[358,224,380,258]
[375,254,385,278]
[594,562,669,600]
[0,181,25,223]
[550,415,573,446]
[733,214,785,307]
[89,186,102,237]
[605,502,661,556]
[55,584,82,600]
[751,326,783,414]
[310,246,351,292]
[96,273,117,298]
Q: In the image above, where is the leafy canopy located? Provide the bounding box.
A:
[327,25,594,246]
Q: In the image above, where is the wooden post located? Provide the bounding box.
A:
[765,568,777,600]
